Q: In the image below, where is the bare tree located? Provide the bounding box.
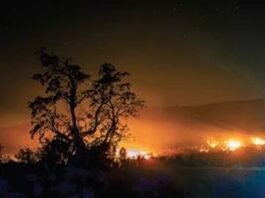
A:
[29,49,144,163]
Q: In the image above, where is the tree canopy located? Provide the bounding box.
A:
[28,49,144,163]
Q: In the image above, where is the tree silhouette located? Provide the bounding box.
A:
[15,148,38,164]
[37,137,72,165]
[29,49,144,164]
[83,63,145,146]
[119,147,128,166]
[0,144,4,162]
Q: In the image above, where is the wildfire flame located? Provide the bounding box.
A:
[251,137,265,145]
[126,149,151,159]
[206,136,265,152]
[207,140,219,148]
[121,136,265,157]
[225,139,242,151]
[207,138,243,151]
[118,145,153,160]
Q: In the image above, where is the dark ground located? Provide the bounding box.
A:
[1,158,265,198]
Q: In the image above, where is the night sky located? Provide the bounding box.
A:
[1,0,265,127]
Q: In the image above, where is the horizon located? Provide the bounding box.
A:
[2,98,265,156]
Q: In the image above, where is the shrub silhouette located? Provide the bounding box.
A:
[15,148,38,164]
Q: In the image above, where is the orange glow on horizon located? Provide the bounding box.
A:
[251,137,265,145]
[207,140,219,148]
[206,136,265,152]
[225,139,242,151]
[126,148,151,159]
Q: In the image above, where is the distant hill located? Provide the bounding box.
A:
[2,99,265,155]
[126,99,265,152]
[180,99,265,132]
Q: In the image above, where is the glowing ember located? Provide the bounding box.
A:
[126,149,151,159]
[251,137,265,145]
[207,140,219,148]
[225,139,242,151]
[199,147,209,153]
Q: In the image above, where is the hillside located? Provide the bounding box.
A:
[180,99,265,132]
[2,99,265,154]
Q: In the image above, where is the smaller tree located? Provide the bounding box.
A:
[0,144,4,162]
[119,147,127,160]
[119,147,128,166]
[38,137,73,165]
[15,148,38,164]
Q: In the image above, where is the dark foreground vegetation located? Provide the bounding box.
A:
[1,147,265,197]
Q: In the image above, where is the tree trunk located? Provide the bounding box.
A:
[69,88,86,163]
[68,74,87,164]
[70,104,86,156]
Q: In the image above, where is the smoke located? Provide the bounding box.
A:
[125,104,265,153]
[1,100,265,156]
[125,107,223,153]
